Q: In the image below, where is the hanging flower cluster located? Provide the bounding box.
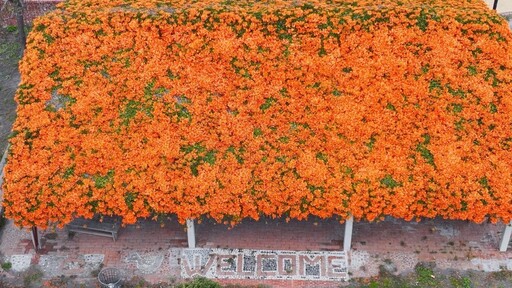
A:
[3,0,512,228]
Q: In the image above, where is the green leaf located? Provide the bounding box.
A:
[316,152,328,163]
[253,128,263,137]
[380,175,401,188]
[416,143,435,167]
[93,170,114,189]
[62,165,75,179]
[385,103,396,111]
[416,9,428,31]
[260,97,277,111]
[467,65,477,76]
[365,135,376,151]
[489,103,497,114]
[124,192,138,210]
[342,67,353,73]
[428,79,442,92]
[448,103,463,114]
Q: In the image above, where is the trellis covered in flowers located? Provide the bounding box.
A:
[2,0,512,238]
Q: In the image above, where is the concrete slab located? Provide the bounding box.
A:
[470,258,512,272]
[9,254,32,272]
[82,254,104,267]
[348,250,373,278]
[484,0,512,13]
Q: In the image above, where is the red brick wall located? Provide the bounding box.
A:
[0,1,61,27]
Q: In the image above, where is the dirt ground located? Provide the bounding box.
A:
[0,27,19,156]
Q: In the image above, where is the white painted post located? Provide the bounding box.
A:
[499,221,512,252]
[186,219,196,248]
[343,215,354,252]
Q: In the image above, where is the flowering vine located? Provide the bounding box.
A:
[2,0,512,228]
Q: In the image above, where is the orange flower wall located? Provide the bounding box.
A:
[2,0,512,228]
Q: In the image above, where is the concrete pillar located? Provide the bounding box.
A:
[499,221,512,252]
[343,215,354,252]
[186,219,196,248]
